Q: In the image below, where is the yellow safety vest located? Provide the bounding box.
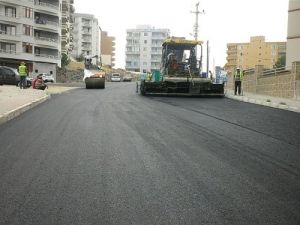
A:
[18,65,27,76]
[235,70,243,81]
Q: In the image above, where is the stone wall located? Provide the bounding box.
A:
[226,61,300,99]
[56,67,84,83]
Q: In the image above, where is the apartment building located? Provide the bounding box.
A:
[100,30,115,68]
[71,13,99,65]
[125,25,170,72]
[225,36,286,72]
[286,0,300,67]
[61,0,74,56]
[0,0,62,79]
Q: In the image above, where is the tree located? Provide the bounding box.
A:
[61,53,70,67]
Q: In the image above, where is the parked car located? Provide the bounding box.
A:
[111,73,121,82]
[39,73,55,83]
[0,66,31,87]
[123,75,132,82]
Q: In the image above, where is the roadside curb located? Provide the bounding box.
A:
[0,94,51,125]
[226,94,300,113]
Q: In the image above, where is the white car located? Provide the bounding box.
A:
[40,73,55,83]
[111,73,121,82]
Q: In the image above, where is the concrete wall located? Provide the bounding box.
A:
[33,62,56,80]
[226,61,300,99]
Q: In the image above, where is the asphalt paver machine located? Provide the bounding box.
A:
[140,38,224,96]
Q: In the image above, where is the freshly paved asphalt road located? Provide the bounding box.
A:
[0,82,299,225]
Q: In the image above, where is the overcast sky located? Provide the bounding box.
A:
[74,0,289,69]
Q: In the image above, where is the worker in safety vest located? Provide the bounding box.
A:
[18,62,28,89]
[234,67,243,95]
[146,72,152,81]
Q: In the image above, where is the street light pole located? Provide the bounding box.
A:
[190,2,205,41]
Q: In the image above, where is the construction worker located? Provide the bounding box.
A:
[18,62,28,89]
[146,72,152,81]
[234,67,243,95]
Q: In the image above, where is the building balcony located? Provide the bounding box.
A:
[35,19,59,31]
[34,53,60,64]
[0,50,36,61]
[6,0,33,6]
[82,38,91,43]
[0,48,17,57]
[81,30,91,35]
[35,36,59,48]
[34,1,60,14]
[82,22,91,27]
[0,31,21,42]
[0,13,19,23]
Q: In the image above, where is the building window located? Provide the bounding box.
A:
[144,32,148,36]
[23,43,33,53]
[0,24,16,35]
[143,62,147,66]
[143,47,147,51]
[23,25,33,36]
[0,42,16,53]
[144,40,147,44]
[5,7,16,17]
[24,7,33,18]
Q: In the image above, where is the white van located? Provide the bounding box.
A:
[111,73,121,82]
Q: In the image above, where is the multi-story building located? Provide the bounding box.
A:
[61,0,75,56]
[125,25,169,72]
[0,0,62,79]
[71,13,99,65]
[225,36,286,72]
[100,30,115,67]
[286,0,300,67]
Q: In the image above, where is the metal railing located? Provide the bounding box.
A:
[34,1,59,9]
[0,49,16,54]
[35,54,60,59]
[0,12,18,18]
[35,19,59,27]
[0,30,18,36]
[262,66,291,76]
[35,36,59,43]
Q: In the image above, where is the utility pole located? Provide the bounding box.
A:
[190,2,205,41]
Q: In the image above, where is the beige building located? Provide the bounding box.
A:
[286,0,300,67]
[100,30,115,67]
[225,36,286,72]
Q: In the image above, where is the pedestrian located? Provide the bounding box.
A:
[33,74,47,90]
[234,67,243,95]
[18,62,28,89]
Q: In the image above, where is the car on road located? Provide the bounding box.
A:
[39,73,55,83]
[0,66,31,87]
[123,75,132,82]
[111,73,121,82]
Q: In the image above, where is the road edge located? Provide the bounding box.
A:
[0,94,51,125]
[226,94,300,113]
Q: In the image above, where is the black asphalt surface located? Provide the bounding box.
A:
[0,82,300,225]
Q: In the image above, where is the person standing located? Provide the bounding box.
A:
[234,67,243,95]
[18,62,28,89]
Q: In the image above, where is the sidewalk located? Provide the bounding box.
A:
[225,89,300,113]
[0,85,78,125]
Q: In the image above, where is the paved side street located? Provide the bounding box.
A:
[0,85,78,125]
